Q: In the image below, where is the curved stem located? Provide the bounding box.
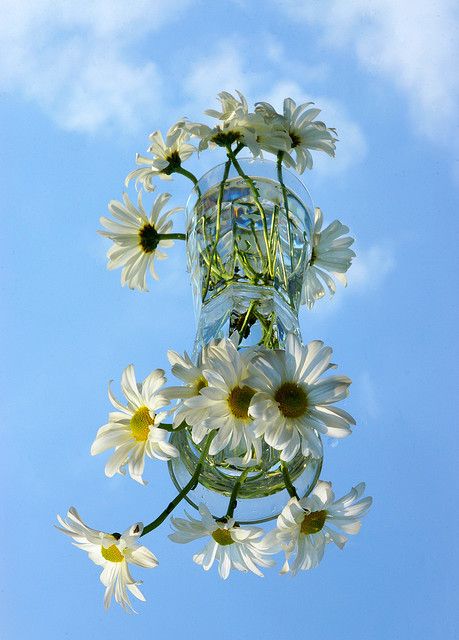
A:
[225,468,250,519]
[174,166,201,196]
[281,461,299,500]
[141,431,216,536]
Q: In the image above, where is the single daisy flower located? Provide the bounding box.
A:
[180,337,262,466]
[248,333,355,462]
[91,365,178,485]
[302,207,356,309]
[262,481,372,575]
[56,507,158,611]
[169,503,275,579]
[255,98,337,172]
[99,191,182,291]
[126,127,196,191]
[162,341,217,436]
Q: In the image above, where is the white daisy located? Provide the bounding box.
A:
[302,207,356,309]
[255,98,337,172]
[162,341,217,435]
[169,503,275,579]
[262,481,372,575]
[179,337,262,466]
[91,365,178,485]
[175,90,290,158]
[248,333,355,462]
[99,191,181,291]
[56,507,158,611]
[126,127,196,191]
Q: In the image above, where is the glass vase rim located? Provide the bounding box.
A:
[185,155,314,213]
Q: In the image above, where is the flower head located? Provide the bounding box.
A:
[169,503,275,579]
[175,90,290,158]
[255,98,337,172]
[262,481,372,574]
[126,127,196,191]
[178,336,262,466]
[162,341,217,434]
[248,333,355,462]
[99,191,181,291]
[302,207,355,309]
[56,508,158,611]
[91,365,178,484]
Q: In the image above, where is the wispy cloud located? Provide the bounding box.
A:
[0,0,193,133]
[350,243,395,292]
[273,0,459,148]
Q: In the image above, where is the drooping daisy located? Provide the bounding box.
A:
[179,336,262,465]
[255,98,337,172]
[126,127,196,191]
[91,365,178,485]
[248,333,355,462]
[56,507,158,611]
[302,207,356,309]
[99,191,181,291]
[262,481,372,575]
[169,503,275,579]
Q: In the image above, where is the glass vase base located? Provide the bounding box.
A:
[168,429,323,525]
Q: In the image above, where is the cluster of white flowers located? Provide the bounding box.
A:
[97,90,354,304]
[57,90,371,613]
[58,331,371,609]
[57,480,371,607]
[165,332,354,465]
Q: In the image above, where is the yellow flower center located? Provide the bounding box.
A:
[101,544,124,562]
[212,528,235,546]
[130,406,154,441]
[274,382,308,419]
[300,510,327,535]
[227,385,255,420]
[195,376,208,393]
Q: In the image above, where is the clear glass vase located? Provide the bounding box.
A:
[168,158,323,524]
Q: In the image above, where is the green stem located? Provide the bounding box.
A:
[281,461,299,499]
[238,300,257,339]
[159,233,186,241]
[157,421,188,432]
[226,147,274,277]
[174,166,201,197]
[201,158,231,300]
[141,431,216,536]
[225,469,250,519]
[277,152,294,270]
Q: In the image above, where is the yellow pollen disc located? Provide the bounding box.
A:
[274,382,308,419]
[300,510,327,535]
[101,544,124,563]
[212,528,235,546]
[195,376,208,393]
[227,385,255,420]
[130,406,154,442]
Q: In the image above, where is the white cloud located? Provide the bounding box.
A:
[350,243,395,292]
[274,0,459,146]
[0,0,193,133]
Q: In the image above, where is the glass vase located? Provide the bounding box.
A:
[168,158,323,524]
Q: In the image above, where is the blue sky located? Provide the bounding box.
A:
[2,1,459,638]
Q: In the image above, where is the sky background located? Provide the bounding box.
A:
[1,1,459,638]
